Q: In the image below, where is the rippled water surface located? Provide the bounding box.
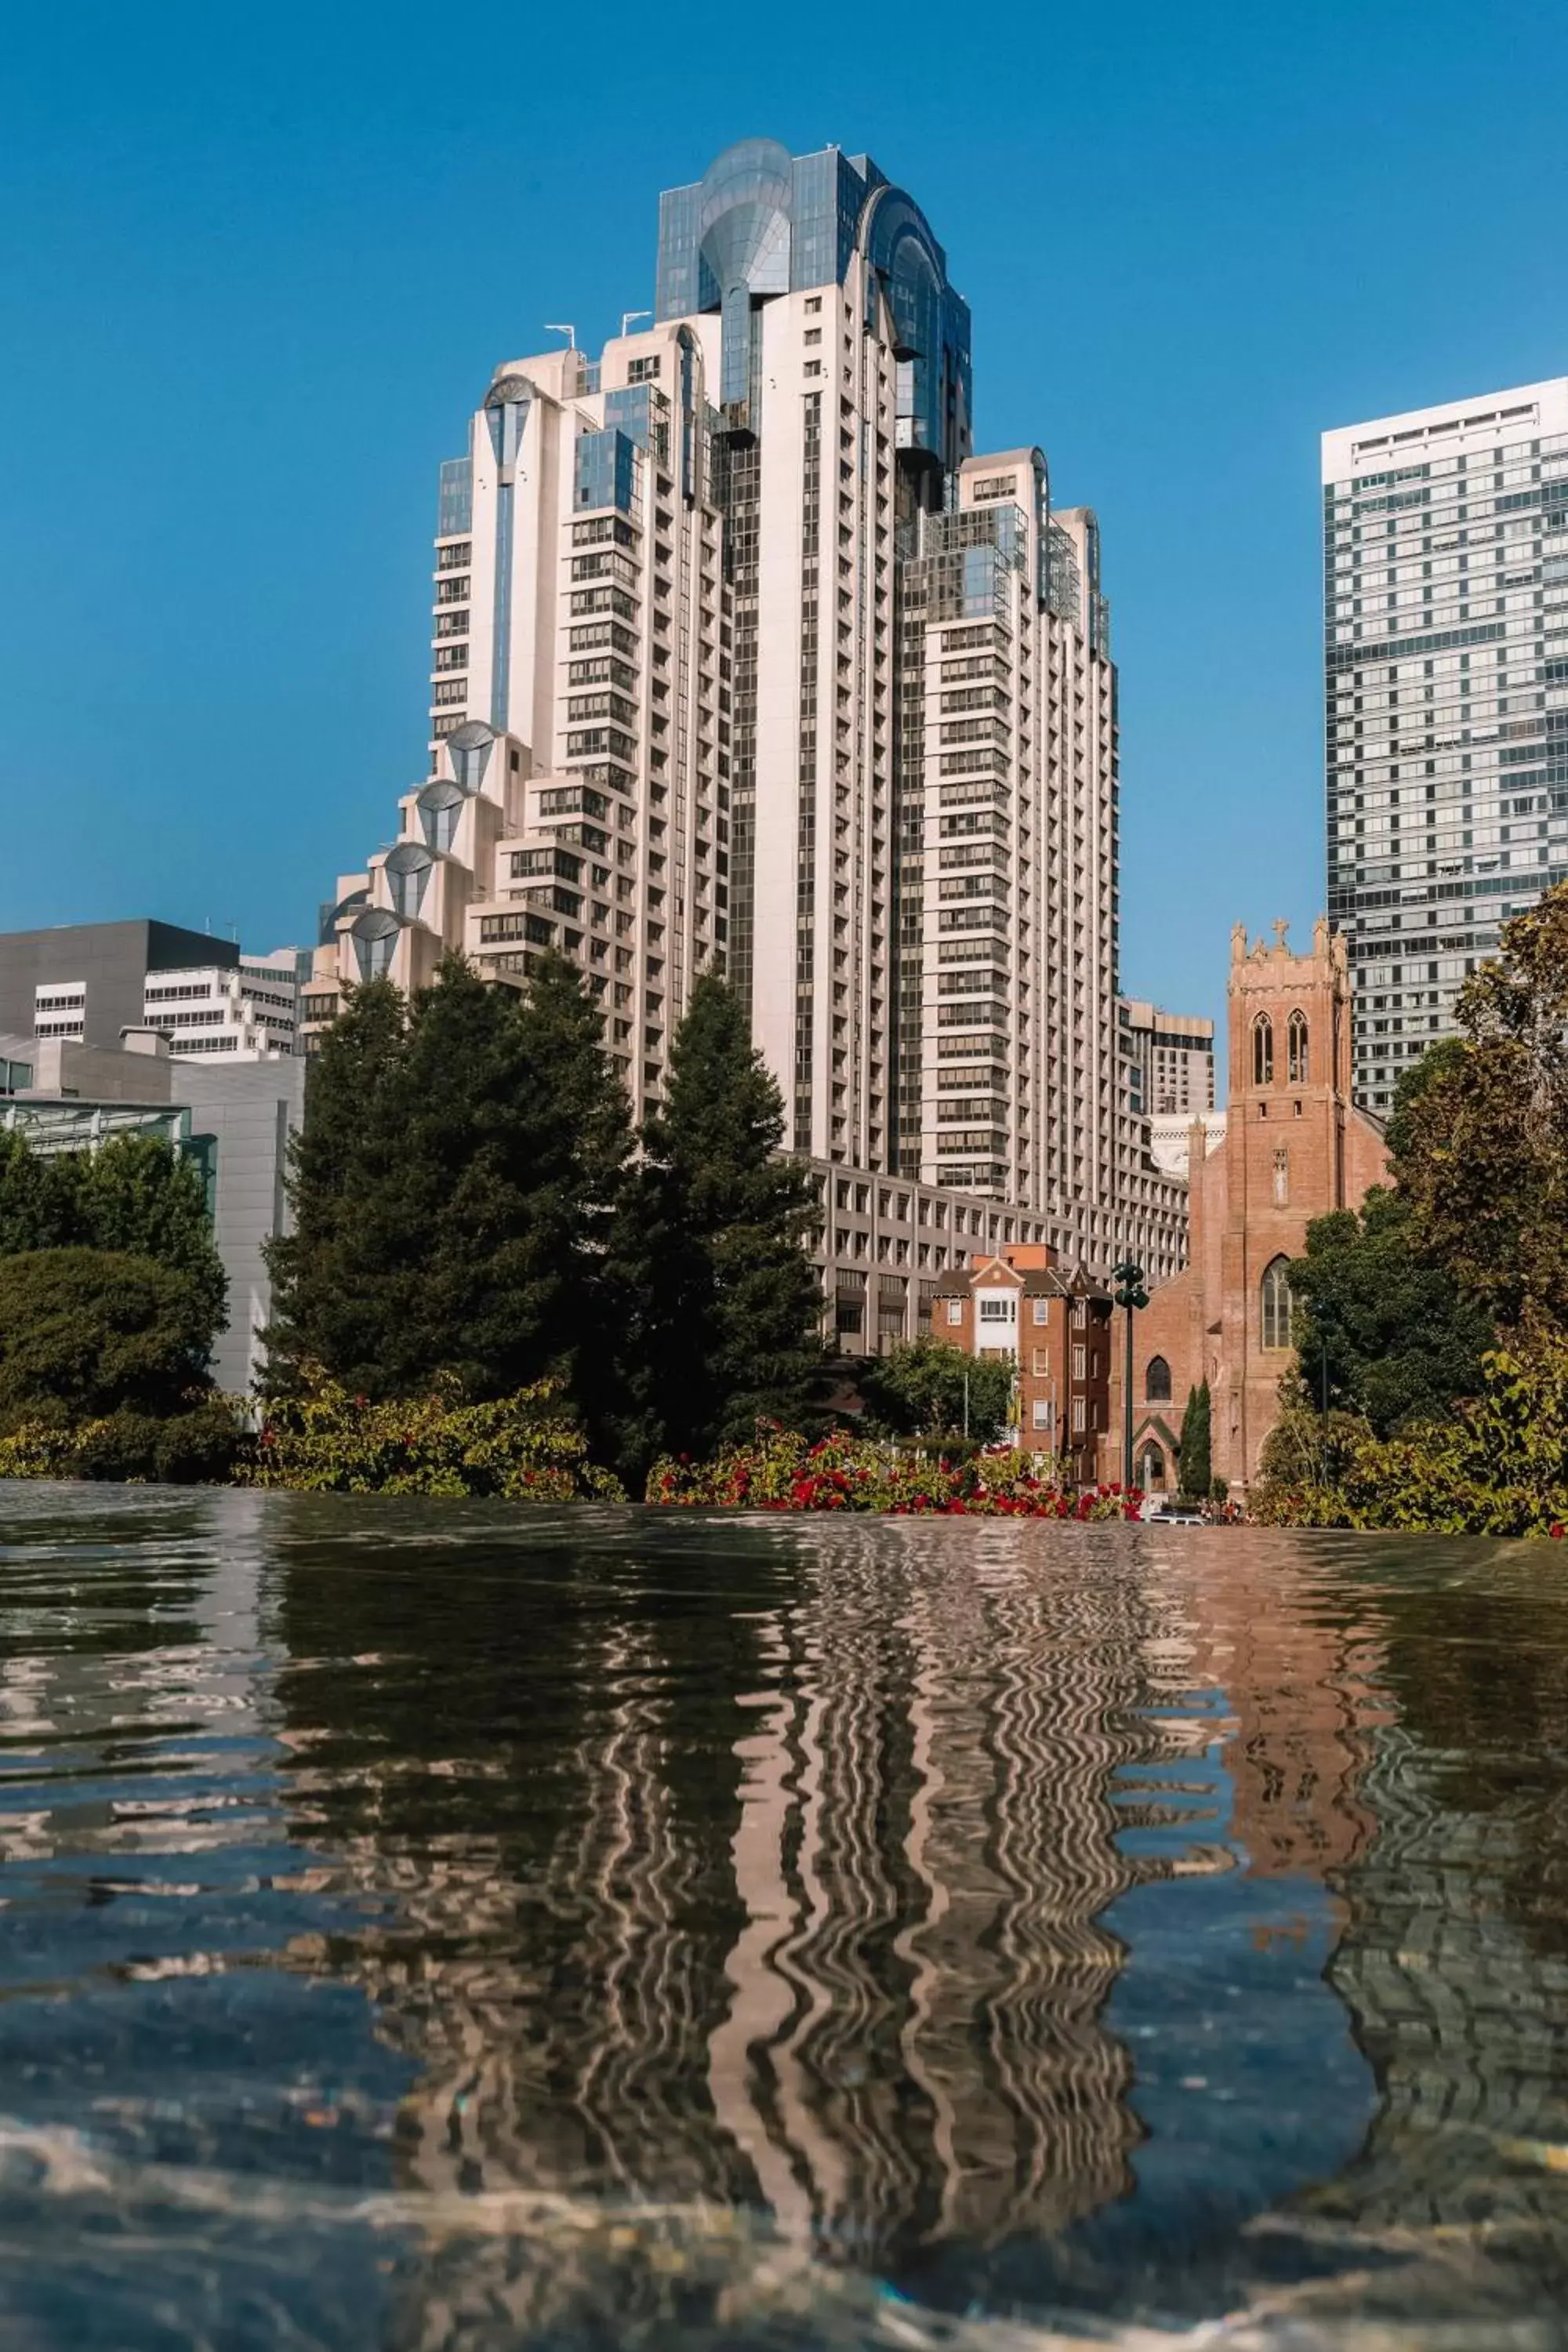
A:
[2,1486,1567,2350]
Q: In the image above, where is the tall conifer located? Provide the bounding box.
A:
[264,975,415,1394]
[1178,1377,1211,1500]
[267,954,631,1406]
[612,973,823,1472]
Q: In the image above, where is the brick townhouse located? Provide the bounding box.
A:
[931,1245,1113,1484]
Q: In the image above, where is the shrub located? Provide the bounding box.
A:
[242,1367,624,1499]
[647,1425,1140,1519]
[0,1248,215,1424]
[1251,1320,1568,1537]
[0,1400,245,1485]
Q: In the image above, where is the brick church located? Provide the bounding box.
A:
[1112,917,1389,1494]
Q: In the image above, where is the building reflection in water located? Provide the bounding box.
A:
[269,1512,1409,2294]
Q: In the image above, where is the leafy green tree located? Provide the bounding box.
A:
[1177,1378,1211,1500]
[77,1134,226,1334]
[1287,1188,1492,1436]
[612,974,823,1473]
[0,1130,223,1334]
[0,1249,214,1425]
[1394,885,1568,1329]
[860,1337,1013,1442]
[0,1131,69,1252]
[1252,1316,1568,1538]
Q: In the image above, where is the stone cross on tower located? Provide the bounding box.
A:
[1271,918,1290,953]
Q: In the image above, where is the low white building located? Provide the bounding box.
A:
[0,1028,303,1394]
[1147,1109,1227,1182]
[142,949,306,1061]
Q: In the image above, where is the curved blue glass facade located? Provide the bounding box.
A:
[655,140,971,471]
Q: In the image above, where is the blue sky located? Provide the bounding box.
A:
[2,0,1565,1044]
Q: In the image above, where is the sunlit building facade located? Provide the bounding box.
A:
[306,139,1185,1298]
[1324,376,1568,1109]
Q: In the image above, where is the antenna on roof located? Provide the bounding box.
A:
[544,322,577,349]
[620,310,652,337]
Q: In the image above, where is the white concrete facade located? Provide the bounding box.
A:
[307,139,1189,1307]
[143,951,304,1062]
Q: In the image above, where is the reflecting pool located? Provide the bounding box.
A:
[2,1483,1566,2347]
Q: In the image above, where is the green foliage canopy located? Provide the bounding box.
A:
[0,1129,226,1337]
[860,1337,1013,1442]
[1253,1318,1568,1538]
[0,1248,215,1424]
[610,973,824,1472]
[1287,1188,1491,1436]
[1393,887,1568,1329]
[266,955,631,1405]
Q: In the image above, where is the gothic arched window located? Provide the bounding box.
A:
[1260,1256,1294,1352]
[1288,1009,1308,1085]
[1252,1014,1274,1087]
[1145,1354,1172,1402]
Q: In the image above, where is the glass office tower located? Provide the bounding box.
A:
[1323,378,1568,1110]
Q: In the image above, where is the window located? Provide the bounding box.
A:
[1073,1345,1087,1378]
[1288,1009,1308,1084]
[1031,1298,1047,1325]
[1031,1349,1048,1374]
[1145,1354,1171,1402]
[1032,1399,1051,1429]
[1252,1013,1274,1087]
[1260,1255,1294,1351]
[626,354,660,383]
[1072,1396,1087,1432]
[946,1299,963,1325]
[978,1295,1013,1322]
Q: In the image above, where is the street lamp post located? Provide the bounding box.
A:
[1111,1258,1149,1494]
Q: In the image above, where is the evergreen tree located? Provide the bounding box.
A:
[263,976,417,1395]
[613,973,823,1472]
[267,955,631,1406]
[1178,1378,1211,1500]
[407,951,630,1403]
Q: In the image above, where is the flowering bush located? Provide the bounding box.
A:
[646,1425,1141,1519]
[0,1400,243,1485]
[1251,1321,1568,1537]
[241,1368,624,1500]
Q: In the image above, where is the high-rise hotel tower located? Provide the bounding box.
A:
[1323,377,1568,1110]
[307,140,1185,1308]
